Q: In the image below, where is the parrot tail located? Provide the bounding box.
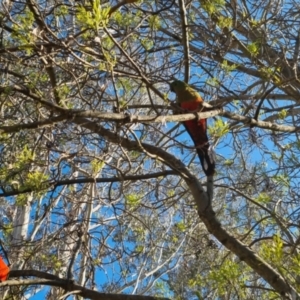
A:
[196,143,215,177]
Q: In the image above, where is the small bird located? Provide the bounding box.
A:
[0,256,9,281]
[170,80,215,177]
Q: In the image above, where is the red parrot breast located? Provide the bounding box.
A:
[180,100,208,150]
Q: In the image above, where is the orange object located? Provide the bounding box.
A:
[0,256,9,281]
[170,80,215,176]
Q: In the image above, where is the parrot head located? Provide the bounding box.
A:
[170,80,201,103]
[170,80,188,93]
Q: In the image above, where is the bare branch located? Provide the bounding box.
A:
[178,0,190,81]
[7,270,170,300]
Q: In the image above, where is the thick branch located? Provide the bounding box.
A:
[0,107,298,134]
[221,111,299,132]
[0,109,221,133]
[7,270,170,300]
[178,0,190,81]
[199,209,297,299]
[0,105,297,297]
[0,171,177,197]
[73,117,299,299]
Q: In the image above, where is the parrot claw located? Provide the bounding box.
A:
[195,106,204,122]
[123,111,134,123]
[160,116,167,126]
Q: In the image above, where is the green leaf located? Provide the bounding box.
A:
[221,60,237,73]
[125,193,142,206]
[217,16,233,28]
[148,15,161,30]
[224,159,234,166]
[91,159,105,174]
[278,109,287,120]
[176,221,186,232]
[25,171,49,190]
[255,192,271,204]
[141,38,154,50]
[247,42,259,56]
[76,0,110,30]
[272,174,289,188]
[208,118,229,138]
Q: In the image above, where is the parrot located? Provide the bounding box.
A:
[0,256,9,281]
[170,80,215,177]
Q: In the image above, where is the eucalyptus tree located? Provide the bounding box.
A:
[0,0,300,299]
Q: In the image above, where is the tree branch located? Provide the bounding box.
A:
[178,0,190,81]
[72,116,299,299]
[221,111,299,132]
[7,270,170,300]
[0,171,177,197]
[0,109,221,133]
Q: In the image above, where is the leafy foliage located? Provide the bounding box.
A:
[1,0,300,299]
